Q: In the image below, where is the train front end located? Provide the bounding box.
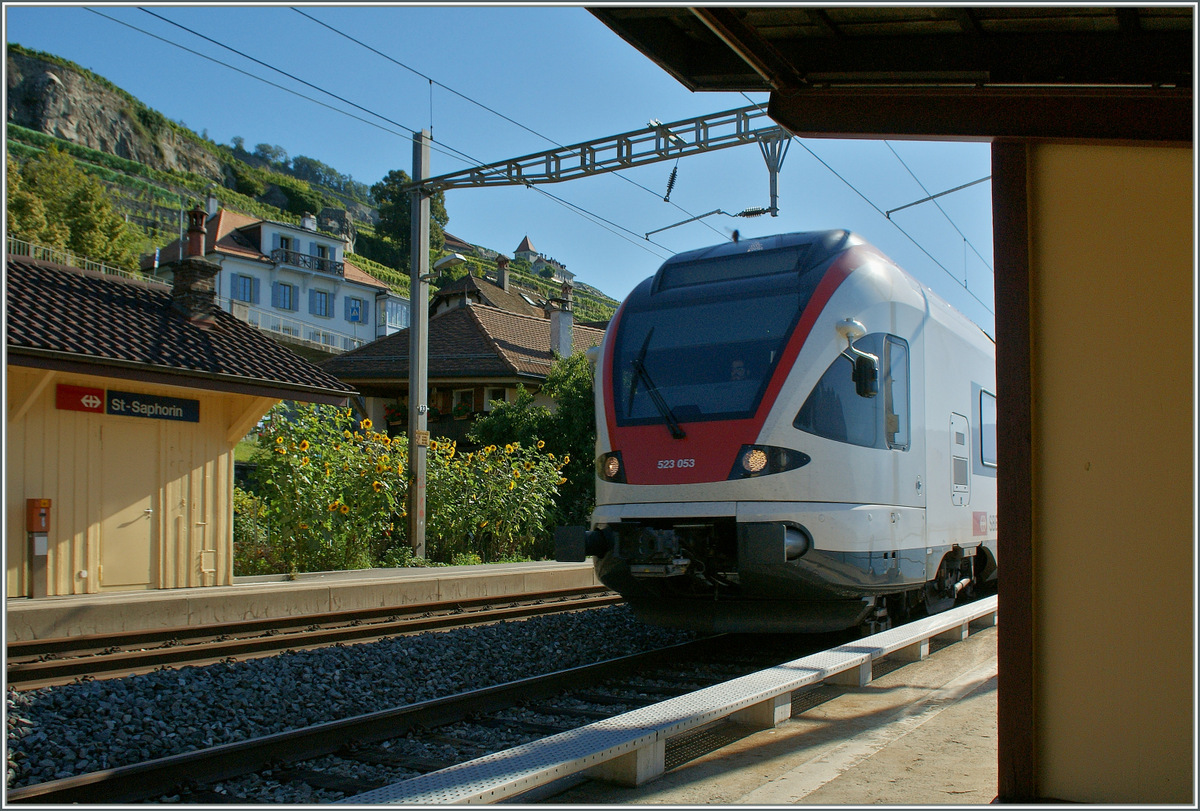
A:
[562,230,910,633]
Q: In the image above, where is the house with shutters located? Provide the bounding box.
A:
[142,196,409,357]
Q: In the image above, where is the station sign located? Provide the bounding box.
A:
[106,390,200,422]
[56,384,200,422]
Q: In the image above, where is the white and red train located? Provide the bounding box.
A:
[558,230,997,633]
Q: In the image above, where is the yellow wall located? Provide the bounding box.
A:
[1028,144,1194,803]
[6,367,275,595]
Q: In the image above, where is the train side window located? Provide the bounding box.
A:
[980,390,998,467]
[795,333,909,451]
[885,337,910,450]
[795,334,882,448]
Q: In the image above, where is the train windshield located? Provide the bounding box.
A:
[613,249,823,426]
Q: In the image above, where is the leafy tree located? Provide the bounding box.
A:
[6,154,66,248]
[6,145,144,268]
[231,135,245,152]
[370,168,448,273]
[253,143,289,167]
[470,351,597,526]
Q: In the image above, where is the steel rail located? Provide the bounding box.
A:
[8,586,615,658]
[7,590,623,690]
[5,637,728,805]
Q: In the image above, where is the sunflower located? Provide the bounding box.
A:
[361,418,373,430]
[298,440,310,452]
[504,444,514,454]
[343,430,353,439]
[537,440,545,449]
[328,501,340,512]
[300,456,310,466]
[275,446,287,455]
[509,481,515,491]
[339,504,350,515]
[375,463,386,474]
[275,436,284,445]
[372,481,383,493]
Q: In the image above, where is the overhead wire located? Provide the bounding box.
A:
[290,7,729,242]
[883,141,995,273]
[738,93,995,317]
[124,6,675,258]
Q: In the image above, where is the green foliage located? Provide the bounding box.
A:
[425,438,568,562]
[291,154,371,205]
[7,144,145,268]
[274,175,328,217]
[470,352,598,526]
[246,402,566,571]
[370,168,448,273]
[229,161,265,197]
[250,403,408,573]
[346,252,410,295]
[232,487,287,576]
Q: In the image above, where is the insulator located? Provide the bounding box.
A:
[663,166,678,202]
[737,206,770,218]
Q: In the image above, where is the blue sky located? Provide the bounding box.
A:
[5,4,995,335]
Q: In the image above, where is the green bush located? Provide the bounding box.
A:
[247,402,566,572]
[232,486,287,576]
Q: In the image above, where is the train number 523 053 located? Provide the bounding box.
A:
[657,458,696,469]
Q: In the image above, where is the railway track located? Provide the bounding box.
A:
[6,587,622,691]
[7,633,841,804]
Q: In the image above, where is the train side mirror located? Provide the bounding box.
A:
[852,352,879,398]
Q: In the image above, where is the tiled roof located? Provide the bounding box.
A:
[442,231,476,255]
[321,304,605,382]
[141,210,390,290]
[432,273,545,317]
[515,235,536,255]
[7,256,356,403]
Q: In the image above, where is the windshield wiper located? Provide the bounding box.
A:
[628,329,686,440]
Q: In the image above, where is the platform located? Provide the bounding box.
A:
[538,621,998,805]
[4,561,601,642]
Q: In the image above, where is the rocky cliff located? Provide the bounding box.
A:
[7,49,226,182]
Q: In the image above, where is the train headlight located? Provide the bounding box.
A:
[742,448,768,474]
[729,445,811,479]
[597,451,626,483]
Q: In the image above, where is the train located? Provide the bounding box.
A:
[557,229,997,633]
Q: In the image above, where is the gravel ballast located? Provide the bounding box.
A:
[6,605,693,790]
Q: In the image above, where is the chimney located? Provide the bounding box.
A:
[205,189,219,217]
[170,205,221,327]
[495,255,510,292]
[301,211,317,231]
[549,282,574,359]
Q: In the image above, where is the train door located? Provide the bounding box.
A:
[949,412,970,506]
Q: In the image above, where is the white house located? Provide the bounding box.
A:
[143,199,408,354]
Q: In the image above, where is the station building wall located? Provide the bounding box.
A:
[6,366,275,596]
[1026,143,1193,803]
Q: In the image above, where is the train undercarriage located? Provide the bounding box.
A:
[561,518,996,635]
